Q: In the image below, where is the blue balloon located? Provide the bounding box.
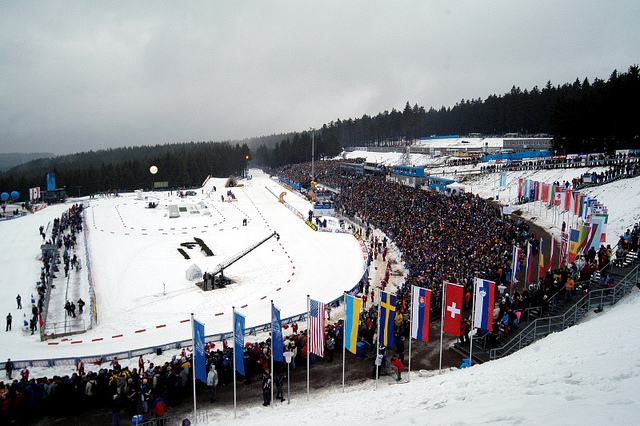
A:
[11,191,19,200]
[1,192,8,202]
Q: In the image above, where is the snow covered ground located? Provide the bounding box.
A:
[0,170,366,368]
[1,154,639,424]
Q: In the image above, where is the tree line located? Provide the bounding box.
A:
[1,65,638,198]
[0,142,250,198]
[304,65,639,155]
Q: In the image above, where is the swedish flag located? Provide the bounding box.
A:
[378,291,396,349]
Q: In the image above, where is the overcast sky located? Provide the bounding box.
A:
[1,1,638,156]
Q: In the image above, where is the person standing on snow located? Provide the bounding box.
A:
[207,365,218,402]
[261,370,271,406]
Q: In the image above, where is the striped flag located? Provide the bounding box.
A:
[411,286,431,342]
[473,279,495,332]
[308,298,325,357]
[568,228,580,263]
[547,235,555,272]
[564,189,572,211]
[538,238,545,279]
[345,294,362,354]
[511,245,520,287]
[525,242,533,285]
[560,232,568,265]
[518,178,524,198]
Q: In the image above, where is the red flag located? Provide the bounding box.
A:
[517,178,524,198]
[443,282,464,337]
[546,236,555,272]
[564,189,572,211]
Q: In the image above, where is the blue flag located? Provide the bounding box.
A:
[233,311,246,376]
[193,318,207,382]
[378,291,396,349]
[271,304,284,362]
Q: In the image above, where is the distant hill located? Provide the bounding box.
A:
[0,152,54,172]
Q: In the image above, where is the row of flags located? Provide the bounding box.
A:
[565,216,609,264]
[214,281,497,370]
[517,178,608,229]
[516,177,609,271]
[189,279,498,410]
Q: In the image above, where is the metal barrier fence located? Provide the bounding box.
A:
[490,263,640,360]
[83,208,98,328]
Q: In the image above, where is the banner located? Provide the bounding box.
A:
[46,173,56,191]
[193,318,207,383]
[29,187,40,201]
[233,311,246,375]
[271,304,283,362]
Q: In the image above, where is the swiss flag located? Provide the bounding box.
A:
[443,282,464,337]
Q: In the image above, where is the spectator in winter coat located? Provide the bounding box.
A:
[390,356,404,381]
[141,379,152,414]
[112,394,123,426]
[261,371,271,406]
[5,359,13,380]
[206,366,218,402]
[276,373,285,402]
[151,396,166,417]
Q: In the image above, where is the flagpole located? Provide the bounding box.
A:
[408,285,413,382]
[469,280,476,367]
[439,282,445,374]
[232,306,237,419]
[306,294,310,401]
[342,292,347,392]
[270,300,274,408]
[191,313,197,423]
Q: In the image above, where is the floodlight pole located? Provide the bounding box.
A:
[310,128,315,182]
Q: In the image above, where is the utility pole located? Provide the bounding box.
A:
[310,128,315,182]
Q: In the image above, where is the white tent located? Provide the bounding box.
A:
[185,263,202,281]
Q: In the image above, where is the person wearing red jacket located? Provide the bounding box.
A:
[390,356,404,381]
[152,396,166,418]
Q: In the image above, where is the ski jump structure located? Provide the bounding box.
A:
[204,231,280,289]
